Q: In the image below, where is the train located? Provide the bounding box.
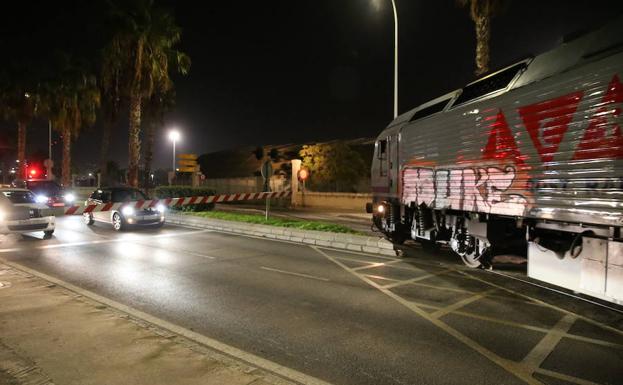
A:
[367,16,623,305]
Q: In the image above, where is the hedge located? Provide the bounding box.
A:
[154,186,216,212]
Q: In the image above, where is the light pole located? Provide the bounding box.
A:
[373,0,399,118]
[168,130,180,172]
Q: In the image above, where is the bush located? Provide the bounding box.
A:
[154,186,216,212]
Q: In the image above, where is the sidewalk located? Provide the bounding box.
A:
[0,263,295,385]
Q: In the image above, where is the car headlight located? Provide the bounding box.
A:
[156,204,166,213]
[121,206,135,216]
[64,193,75,203]
[36,195,48,203]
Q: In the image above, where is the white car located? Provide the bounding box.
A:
[0,188,56,238]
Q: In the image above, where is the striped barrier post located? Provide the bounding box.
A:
[63,191,292,216]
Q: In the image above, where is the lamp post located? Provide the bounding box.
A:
[373,0,399,118]
[168,130,180,172]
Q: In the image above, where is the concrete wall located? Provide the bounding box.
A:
[201,175,288,194]
[292,191,371,212]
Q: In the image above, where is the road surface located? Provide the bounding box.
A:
[1,217,622,385]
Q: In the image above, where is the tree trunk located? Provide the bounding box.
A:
[128,91,142,187]
[99,122,112,185]
[127,37,144,188]
[17,120,27,179]
[474,14,490,76]
[61,126,71,187]
[143,119,156,188]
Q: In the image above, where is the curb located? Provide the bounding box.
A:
[166,213,397,256]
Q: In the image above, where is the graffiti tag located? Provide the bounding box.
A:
[402,166,527,216]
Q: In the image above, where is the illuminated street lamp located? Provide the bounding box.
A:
[372,0,399,118]
[168,130,181,172]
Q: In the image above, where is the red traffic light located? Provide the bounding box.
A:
[28,168,38,178]
[297,168,309,181]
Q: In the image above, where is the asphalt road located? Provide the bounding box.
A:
[1,217,622,385]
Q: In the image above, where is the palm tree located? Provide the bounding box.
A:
[103,0,190,187]
[48,62,100,187]
[457,0,507,76]
[142,90,174,187]
[98,60,123,186]
[0,86,38,179]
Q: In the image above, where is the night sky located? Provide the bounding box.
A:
[15,0,623,171]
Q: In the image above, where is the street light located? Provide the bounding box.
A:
[372,0,399,118]
[168,130,180,172]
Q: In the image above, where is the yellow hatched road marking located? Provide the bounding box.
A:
[312,246,545,385]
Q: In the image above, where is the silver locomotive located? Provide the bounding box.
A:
[369,17,623,304]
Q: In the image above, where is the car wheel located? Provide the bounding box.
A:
[83,213,94,225]
[112,213,124,231]
[43,230,54,239]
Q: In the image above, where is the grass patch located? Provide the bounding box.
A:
[183,210,361,234]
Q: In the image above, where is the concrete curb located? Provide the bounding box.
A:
[166,213,397,256]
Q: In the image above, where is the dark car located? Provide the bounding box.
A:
[11,179,75,207]
[83,187,165,231]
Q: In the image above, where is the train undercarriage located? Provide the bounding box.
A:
[369,200,617,270]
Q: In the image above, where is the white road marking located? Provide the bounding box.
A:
[0,229,212,253]
[0,258,333,385]
[260,266,330,282]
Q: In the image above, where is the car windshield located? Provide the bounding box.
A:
[2,190,37,204]
[111,189,148,202]
[27,181,61,194]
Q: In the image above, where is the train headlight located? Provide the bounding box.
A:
[121,206,135,216]
[376,204,385,214]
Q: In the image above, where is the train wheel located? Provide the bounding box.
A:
[450,235,489,268]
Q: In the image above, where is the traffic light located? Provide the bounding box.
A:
[297,168,309,182]
[28,168,39,178]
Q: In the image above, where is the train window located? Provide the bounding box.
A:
[409,99,450,122]
[377,140,387,159]
[452,62,527,107]
[378,139,388,176]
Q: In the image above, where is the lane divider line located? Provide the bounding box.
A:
[0,258,333,385]
[0,229,213,253]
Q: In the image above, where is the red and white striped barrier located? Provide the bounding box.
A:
[63,191,292,215]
